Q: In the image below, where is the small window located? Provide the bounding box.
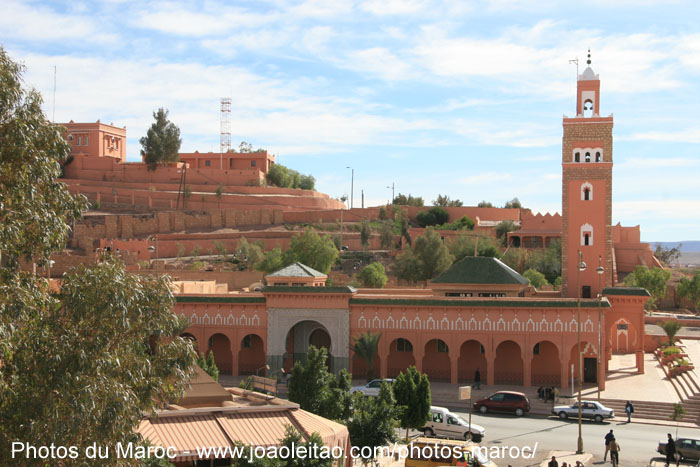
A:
[205,160,211,167]
[582,286,591,298]
[68,134,73,142]
[585,152,591,163]
[397,338,413,352]
[596,152,601,162]
[575,152,580,163]
[242,335,251,348]
[583,187,590,201]
[584,233,590,245]
[77,136,82,145]
[617,323,628,330]
[84,135,89,146]
[251,160,256,167]
[437,340,448,353]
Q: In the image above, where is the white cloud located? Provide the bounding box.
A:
[359,0,429,16]
[460,172,514,184]
[343,47,414,81]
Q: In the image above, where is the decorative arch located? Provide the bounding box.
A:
[580,223,593,246]
[207,333,233,374]
[387,337,416,378]
[458,339,487,384]
[531,340,560,385]
[581,182,593,201]
[494,340,523,385]
[239,333,266,375]
[422,339,451,382]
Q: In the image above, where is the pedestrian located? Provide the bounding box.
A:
[604,429,614,461]
[665,433,676,467]
[547,455,559,467]
[553,386,559,402]
[609,436,620,466]
[537,386,544,400]
[625,400,634,423]
[474,368,481,390]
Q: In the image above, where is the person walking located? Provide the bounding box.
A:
[547,455,559,467]
[665,433,676,467]
[474,368,481,390]
[625,400,634,423]
[609,436,620,466]
[603,429,614,461]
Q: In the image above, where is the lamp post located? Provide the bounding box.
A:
[346,166,354,209]
[596,256,604,402]
[576,250,587,454]
[386,183,395,204]
[148,236,159,276]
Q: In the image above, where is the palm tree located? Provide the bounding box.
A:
[660,320,684,346]
[351,331,382,382]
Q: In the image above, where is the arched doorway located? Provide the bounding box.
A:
[610,318,636,354]
[531,340,560,386]
[387,338,415,378]
[422,339,451,382]
[569,341,598,384]
[458,339,487,384]
[284,321,332,372]
[494,340,523,384]
[239,334,266,375]
[207,333,232,374]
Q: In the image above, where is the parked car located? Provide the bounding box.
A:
[421,406,486,443]
[473,391,530,416]
[404,437,498,467]
[657,437,700,462]
[350,378,394,397]
[552,400,614,423]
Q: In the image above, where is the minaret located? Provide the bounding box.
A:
[561,51,614,298]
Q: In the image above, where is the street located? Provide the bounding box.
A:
[441,410,700,466]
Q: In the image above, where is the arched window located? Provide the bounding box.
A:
[585,152,591,163]
[596,151,601,162]
[397,338,413,352]
[584,100,593,117]
[581,182,593,201]
[575,152,580,163]
[580,223,593,246]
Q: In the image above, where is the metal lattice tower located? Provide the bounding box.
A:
[220,98,231,154]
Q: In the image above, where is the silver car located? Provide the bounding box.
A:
[350,378,394,397]
[552,400,614,423]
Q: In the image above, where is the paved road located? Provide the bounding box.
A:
[442,411,700,466]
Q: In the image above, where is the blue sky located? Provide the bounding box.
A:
[2,0,699,242]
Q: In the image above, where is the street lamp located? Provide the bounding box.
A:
[346,166,354,209]
[148,236,159,276]
[386,182,395,203]
[576,250,587,454]
[256,364,270,376]
[596,256,604,402]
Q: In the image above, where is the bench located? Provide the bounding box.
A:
[251,375,277,396]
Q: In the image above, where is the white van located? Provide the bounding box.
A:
[422,406,485,443]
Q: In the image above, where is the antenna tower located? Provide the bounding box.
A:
[220,97,231,154]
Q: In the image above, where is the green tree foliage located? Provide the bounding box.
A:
[447,235,501,262]
[378,206,388,220]
[357,262,388,288]
[678,271,700,310]
[288,345,351,422]
[0,47,86,268]
[379,221,395,249]
[286,228,339,274]
[347,385,397,464]
[553,276,562,290]
[360,219,371,248]
[197,350,220,381]
[351,331,382,381]
[495,220,520,246]
[393,193,424,207]
[235,237,264,271]
[397,210,412,246]
[523,268,549,289]
[257,247,285,274]
[234,425,333,467]
[266,163,316,190]
[214,240,228,258]
[393,366,431,441]
[500,239,561,284]
[416,207,449,227]
[140,108,182,169]
[654,243,683,266]
[477,200,494,208]
[1,258,196,465]
[436,215,474,231]
[433,194,463,207]
[623,266,672,310]
[659,320,684,346]
[394,228,454,282]
[503,197,523,209]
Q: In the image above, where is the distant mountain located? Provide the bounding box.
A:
[650,241,700,253]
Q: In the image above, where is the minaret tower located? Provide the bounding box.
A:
[562,51,614,298]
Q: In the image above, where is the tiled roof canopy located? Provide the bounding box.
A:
[431,256,529,285]
[267,262,326,278]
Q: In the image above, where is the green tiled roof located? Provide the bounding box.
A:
[431,256,529,285]
[602,287,650,297]
[176,296,266,303]
[267,262,327,278]
[263,286,356,293]
[350,297,610,308]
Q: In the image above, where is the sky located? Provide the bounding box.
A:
[2,0,699,242]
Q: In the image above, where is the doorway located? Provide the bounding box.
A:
[583,357,597,383]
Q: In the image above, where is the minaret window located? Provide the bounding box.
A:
[575,152,580,162]
[583,100,593,117]
[596,152,601,162]
[580,223,593,246]
[585,152,591,162]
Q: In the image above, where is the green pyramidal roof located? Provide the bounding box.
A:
[431,256,529,285]
[267,262,327,278]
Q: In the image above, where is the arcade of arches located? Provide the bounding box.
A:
[174,288,648,390]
